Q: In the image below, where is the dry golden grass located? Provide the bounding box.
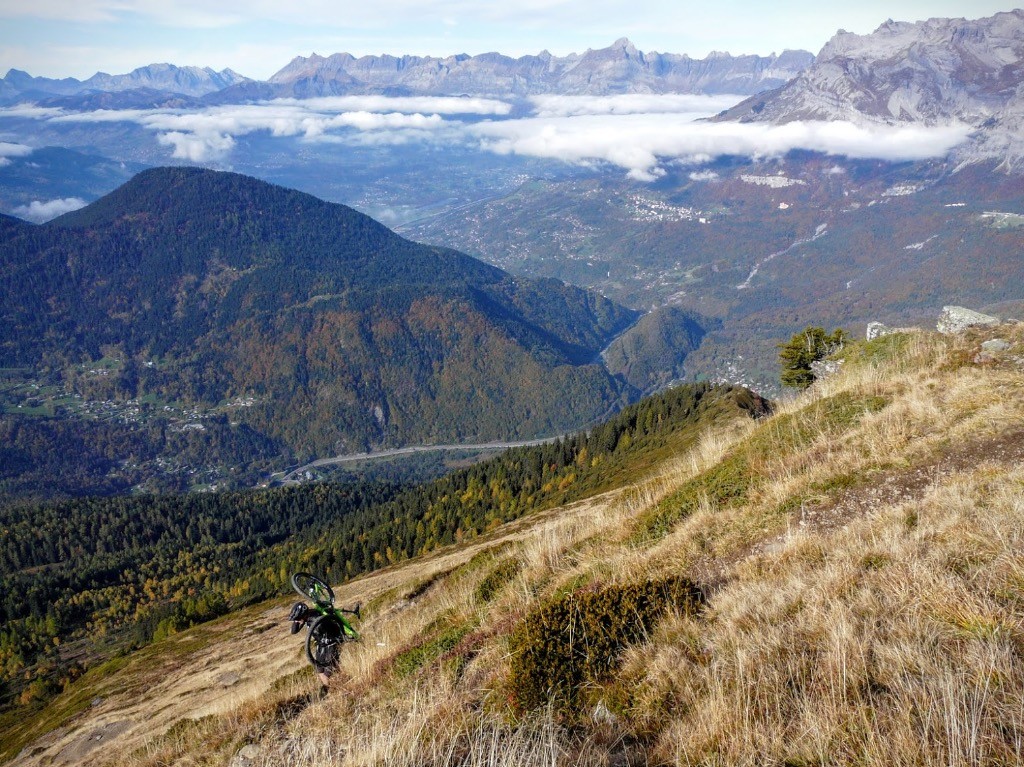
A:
[81,324,1024,767]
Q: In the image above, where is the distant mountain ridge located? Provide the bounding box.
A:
[1,41,813,108]
[718,10,1024,168]
[0,63,248,102]
[251,39,813,98]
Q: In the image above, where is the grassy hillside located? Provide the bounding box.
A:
[0,382,760,736]
[9,321,1024,766]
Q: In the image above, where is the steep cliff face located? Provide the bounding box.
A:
[718,10,1024,168]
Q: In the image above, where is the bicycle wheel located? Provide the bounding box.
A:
[291,572,334,607]
[306,614,343,671]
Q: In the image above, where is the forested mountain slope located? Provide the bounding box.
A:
[0,168,665,484]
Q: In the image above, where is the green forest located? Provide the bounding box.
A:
[0,382,767,710]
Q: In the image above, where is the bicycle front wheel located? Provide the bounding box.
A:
[291,572,335,607]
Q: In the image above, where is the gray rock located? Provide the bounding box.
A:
[229,744,261,767]
[810,359,843,380]
[866,321,891,340]
[866,322,920,340]
[937,306,1001,335]
[981,339,1011,352]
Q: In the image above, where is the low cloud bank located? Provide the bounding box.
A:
[48,101,456,161]
[13,197,87,222]
[471,115,973,180]
[529,94,743,118]
[0,141,33,166]
[3,96,974,172]
[276,95,512,116]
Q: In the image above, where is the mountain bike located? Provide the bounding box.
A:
[288,572,360,674]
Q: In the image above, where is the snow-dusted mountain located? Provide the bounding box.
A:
[0,63,249,103]
[719,10,1024,168]
[257,39,813,97]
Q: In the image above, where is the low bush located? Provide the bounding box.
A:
[507,576,704,715]
[475,558,523,603]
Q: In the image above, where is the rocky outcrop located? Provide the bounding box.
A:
[866,322,919,340]
[937,306,1002,334]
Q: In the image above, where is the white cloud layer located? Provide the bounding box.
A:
[13,197,87,222]
[7,95,974,171]
[529,94,743,118]
[0,141,33,158]
[47,100,461,161]
[275,96,512,116]
[470,114,973,180]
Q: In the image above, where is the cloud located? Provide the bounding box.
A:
[470,114,973,179]
[15,94,974,175]
[0,105,66,119]
[276,96,512,116]
[0,141,34,159]
[688,170,719,181]
[156,130,235,161]
[12,197,87,222]
[530,93,743,118]
[43,100,465,160]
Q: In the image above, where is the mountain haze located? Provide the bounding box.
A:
[1,41,813,109]
[0,64,248,104]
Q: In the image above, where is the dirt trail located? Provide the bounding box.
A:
[13,493,617,767]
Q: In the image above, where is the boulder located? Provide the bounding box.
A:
[810,358,843,380]
[866,322,919,340]
[937,306,1000,334]
[981,339,1011,352]
[229,744,261,767]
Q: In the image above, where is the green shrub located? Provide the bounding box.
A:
[507,576,704,715]
[392,622,474,678]
[635,451,751,542]
[475,558,522,603]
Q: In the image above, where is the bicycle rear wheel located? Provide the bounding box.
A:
[306,614,343,671]
[291,572,335,607]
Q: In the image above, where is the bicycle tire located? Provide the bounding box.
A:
[291,572,335,607]
[306,614,343,671]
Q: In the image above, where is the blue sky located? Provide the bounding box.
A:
[0,1,1018,80]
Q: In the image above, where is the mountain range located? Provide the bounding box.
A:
[248,40,812,99]
[0,63,248,104]
[0,41,813,109]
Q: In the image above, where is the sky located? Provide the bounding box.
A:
[0,0,1018,80]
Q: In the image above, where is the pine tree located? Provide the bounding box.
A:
[778,327,846,389]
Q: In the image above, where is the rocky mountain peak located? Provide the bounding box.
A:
[717,10,1024,169]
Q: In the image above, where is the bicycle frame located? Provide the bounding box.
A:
[310,602,359,640]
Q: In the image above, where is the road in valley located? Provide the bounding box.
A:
[274,436,562,482]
